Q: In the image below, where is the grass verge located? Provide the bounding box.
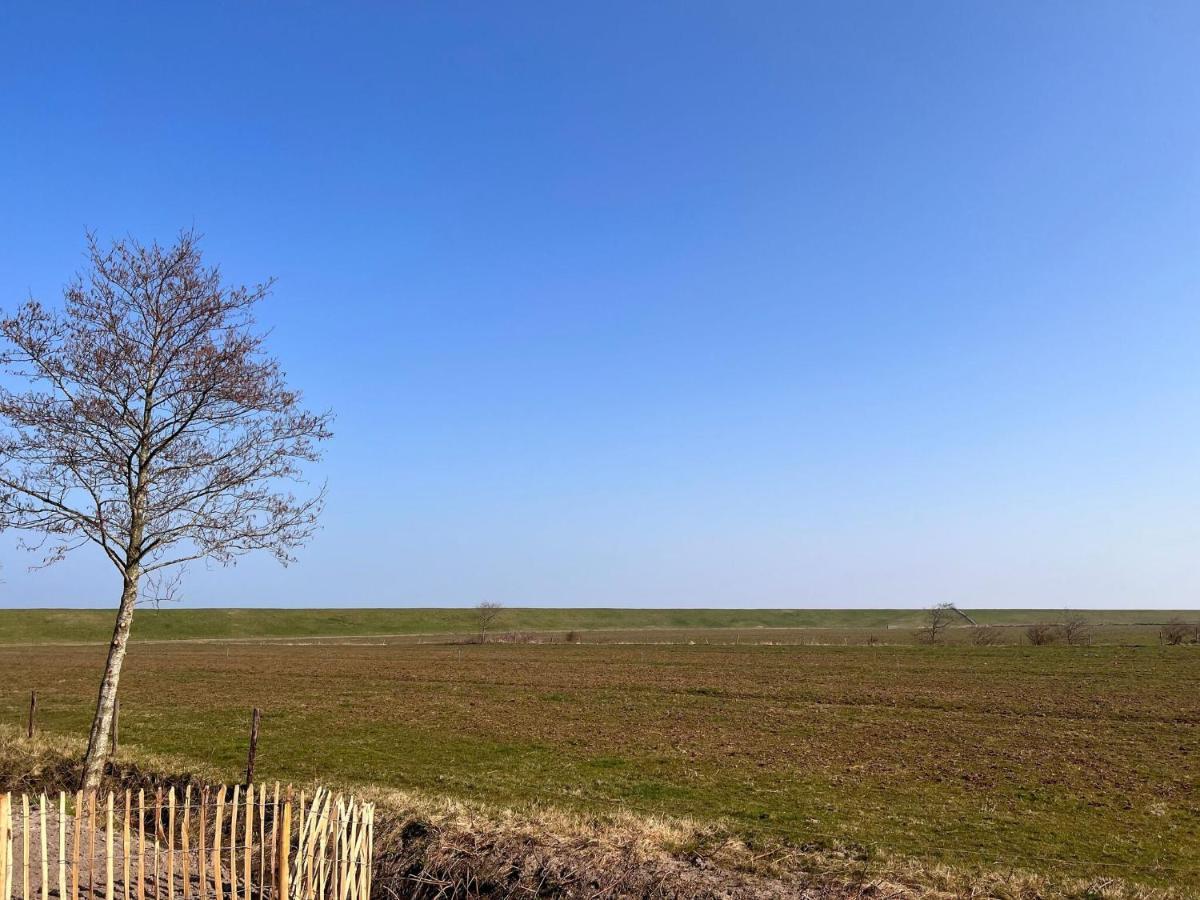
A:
[0,727,1188,899]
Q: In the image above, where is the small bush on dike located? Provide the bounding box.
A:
[564,630,581,643]
[497,631,538,644]
[1061,615,1093,646]
[1025,622,1058,646]
[1161,620,1200,645]
[970,625,1003,646]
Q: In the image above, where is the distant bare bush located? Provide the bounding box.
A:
[1060,613,1092,646]
[564,630,581,643]
[1025,622,1058,646]
[919,603,955,644]
[970,625,1003,646]
[497,630,537,644]
[1161,620,1200,646]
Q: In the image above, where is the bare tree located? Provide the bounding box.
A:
[919,603,954,644]
[1060,611,1092,646]
[0,231,332,790]
[475,601,503,644]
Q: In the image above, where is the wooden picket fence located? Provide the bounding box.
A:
[0,786,373,900]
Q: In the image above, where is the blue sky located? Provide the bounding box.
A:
[0,3,1198,609]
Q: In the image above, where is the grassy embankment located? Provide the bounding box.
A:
[1,606,1194,644]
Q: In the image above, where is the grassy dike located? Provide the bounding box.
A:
[1,606,1194,643]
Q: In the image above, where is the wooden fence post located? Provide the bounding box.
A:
[26,693,36,740]
[245,709,261,788]
[276,798,292,900]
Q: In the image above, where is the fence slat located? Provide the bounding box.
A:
[212,788,225,900]
[37,794,47,900]
[312,794,332,900]
[197,790,207,900]
[334,799,347,900]
[1,793,11,900]
[72,792,81,900]
[360,811,369,900]
[302,791,326,900]
[337,805,355,900]
[21,793,28,900]
[243,787,251,900]
[181,786,191,900]
[257,785,266,900]
[355,806,368,900]
[274,800,290,900]
[106,792,114,900]
[229,786,239,900]
[58,793,66,900]
[123,791,131,900]
[291,793,305,900]
[325,800,339,900]
[153,789,162,900]
[137,790,145,900]
[88,792,96,900]
[308,787,323,897]
[167,789,175,900]
[268,785,279,900]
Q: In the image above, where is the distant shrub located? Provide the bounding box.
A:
[1060,614,1092,646]
[497,631,537,644]
[970,625,1003,646]
[1025,622,1058,646]
[564,630,581,643]
[1161,620,1200,646]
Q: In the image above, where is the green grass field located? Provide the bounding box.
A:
[1,610,1198,892]
[0,606,1194,644]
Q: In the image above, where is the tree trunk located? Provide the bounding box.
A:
[80,571,139,791]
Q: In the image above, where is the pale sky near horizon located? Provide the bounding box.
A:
[0,3,1198,610]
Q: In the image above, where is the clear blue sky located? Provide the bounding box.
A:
[0,3,1197,609]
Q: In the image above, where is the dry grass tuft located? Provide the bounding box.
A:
[0,725,222,797]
